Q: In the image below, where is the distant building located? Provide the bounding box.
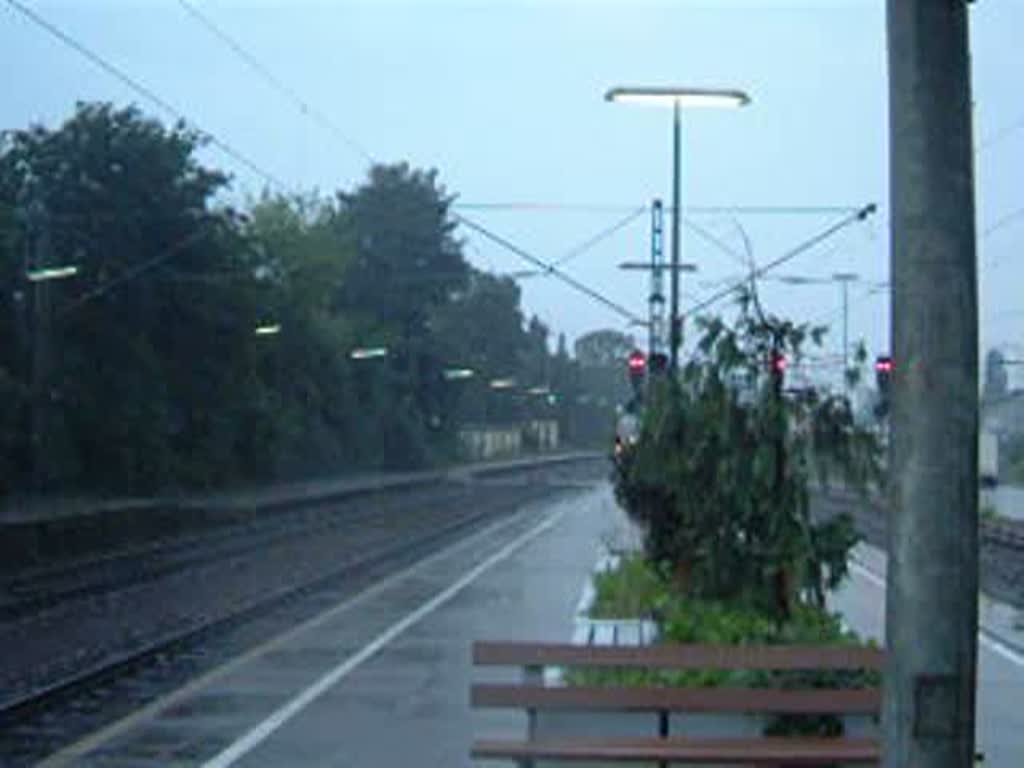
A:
[458,419,559,460]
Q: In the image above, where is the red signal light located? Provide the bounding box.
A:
[627,350,646,373]
[770,352,787,373]
[875,356,894,373]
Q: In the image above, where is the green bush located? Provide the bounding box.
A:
[589,554,664,619]
[614,296,880,621]
[573,553,880,737]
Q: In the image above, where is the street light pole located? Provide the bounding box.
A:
[832,272,858,392]
[25,201,53,491]
[670,101,682,374]
[604,85,750,374]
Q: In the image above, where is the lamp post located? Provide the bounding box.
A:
[349,346,388,361]
[605,86,750,373]
[777,272,865,392]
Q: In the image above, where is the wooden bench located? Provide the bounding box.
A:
[470,641,883,766]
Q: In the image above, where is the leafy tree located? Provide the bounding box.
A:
[615,291,881,621]
[573,328,635,432]
[337,163,467,336]
[0,101,622,495]
[574,328,636,368]
[243,194,362,476]
[433,271,525,379]
[336,163,470,462]
[0,103,265,492]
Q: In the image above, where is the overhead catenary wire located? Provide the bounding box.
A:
[4,0,891,332]
[683,218,751,271]
[976,112,1024,154]
[174,0,374,165]
[549,205,647,268]
[982,205,1024,240]
[806,282,889,330]
[683,203,878,319]
[155,0,648,325]
[4,0,632,327]
[454,213,644,324]
[454,202,863,216]
[171,0,655,313]
[58,225,216,318]
[4,0,291,193]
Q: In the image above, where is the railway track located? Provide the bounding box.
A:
[814,485,1024,612]
[0,483,468,623]
[0,456,606,765]
[816,485,1024,551]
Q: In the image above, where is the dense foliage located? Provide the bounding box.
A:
[615,292,882,621]
[581,553,880,736]
[0,103,621,496]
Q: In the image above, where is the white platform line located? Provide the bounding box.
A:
[201,508,565,768]
[849,560,1024,669]
[39,494,580,768]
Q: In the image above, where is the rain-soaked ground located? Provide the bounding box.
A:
[9,482,1024,767]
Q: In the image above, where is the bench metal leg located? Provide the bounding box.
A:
[521,664,542,768]
[658,709,669,768]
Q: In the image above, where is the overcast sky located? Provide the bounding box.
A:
[3,0,1022,387]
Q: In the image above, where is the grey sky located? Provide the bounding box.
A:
[3,0,1022,387]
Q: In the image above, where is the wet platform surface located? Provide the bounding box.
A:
[41,485,627,767]
[39,484,1024,766]
[834,542,1024,766]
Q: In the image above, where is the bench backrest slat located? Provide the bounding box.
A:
[473,642,883,671]
[471,684,881,715]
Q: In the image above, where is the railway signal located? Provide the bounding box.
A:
[875,355,893,417]
[648,352,669,376]
[627,349,646,394]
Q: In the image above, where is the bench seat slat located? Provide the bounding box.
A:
[471,684,881,714]
[473,642,883,671]
[471,737,881,764]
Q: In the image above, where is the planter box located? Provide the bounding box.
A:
[570,551,658,647]
[529,549,879,767]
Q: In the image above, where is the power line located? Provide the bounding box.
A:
[550,206,647,268]
[174,0,373,165]
[684,218,749,270]
[808,282,888,329]
[977,112,1024,154]
[4,0,291,193]
[982,205,1024,239]
[454,202,862,215]
[453,213,643,324]
[455,202,643,214]
[683,203,878,319]
[167,0,646,325]
[979,205,1024,272]
[169,0,888,327]
[58,225,216,318]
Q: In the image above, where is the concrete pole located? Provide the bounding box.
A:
[884,2,979,767]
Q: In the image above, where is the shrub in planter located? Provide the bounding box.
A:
[605,294,882,744]
[614,292,882,621]
[576,554,880,739]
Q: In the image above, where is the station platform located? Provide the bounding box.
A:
[831,541,1024,766]
[41,485,628,767]
[39,482,1024,766]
